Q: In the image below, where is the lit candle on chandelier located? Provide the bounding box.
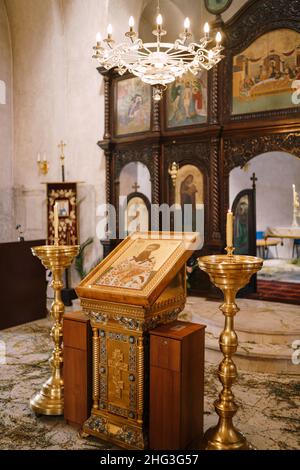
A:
[226,209,233,248]
[204,22,210,38]
[96,32,102,45]
[107,24,113,39]
[184,17,190,34]
[216,31,222,45]
[129,16,135,31]
[156,13,163,31]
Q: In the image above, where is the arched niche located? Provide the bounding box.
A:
[119,161,151,201]
[230,151,300,258]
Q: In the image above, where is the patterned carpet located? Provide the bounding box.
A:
[0,317,299,450]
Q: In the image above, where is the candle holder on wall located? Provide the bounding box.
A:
[37,157,49,175]
[168,161,179,187]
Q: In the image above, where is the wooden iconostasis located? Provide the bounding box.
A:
[98,0,300,297]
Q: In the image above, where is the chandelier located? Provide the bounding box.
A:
[93,2,224,101]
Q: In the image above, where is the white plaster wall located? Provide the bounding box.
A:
[0,0,13,242]
[230,152,300,258]
[2,0,249,267]
[4,0,146,281]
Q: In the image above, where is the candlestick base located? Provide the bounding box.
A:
[30,377,64,415]
[203,424,252,450]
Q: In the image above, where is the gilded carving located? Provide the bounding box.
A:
[108,332,128,342]
[129,343,136,372]
[108,349,128,399]
[108,404,128,418]
[115,316,141,330]
[100,335,107,364]
[116,426,144,449]
[85,415,108,434]
[88,311,108,324]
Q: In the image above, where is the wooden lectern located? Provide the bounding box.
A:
[76,231,199,450]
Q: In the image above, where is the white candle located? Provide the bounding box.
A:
[54,202,59,243]
[37,153,41,162]
[293,184,296,207]
[43,153,47,162]
[226,210,233,248]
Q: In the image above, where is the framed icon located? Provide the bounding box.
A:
[232,29,300,115]
[166,70,208,129]
[47,182,78,245]
[115,77,152,136]
[77,231,199,306]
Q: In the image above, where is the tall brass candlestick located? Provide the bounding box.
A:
[30,244,79,415]
[198,253,263,450]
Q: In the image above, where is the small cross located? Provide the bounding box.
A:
[58,140,66,157]
[132,182,140,192]
[251,172,258,189]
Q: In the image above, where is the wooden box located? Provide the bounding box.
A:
[149,321,205,450]
[63,311,92,427]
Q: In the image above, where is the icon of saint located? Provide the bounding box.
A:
[96,243,160,289]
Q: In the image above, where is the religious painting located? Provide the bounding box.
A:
[116,77,151,136]
[124,196,150,235]
[76,231,199,306]
[47,182,78,245]
[166,70,207,128]
[57,199,69,218]
[175,165,204,234]
[232,29,300,115]
[233,194,249,254]
[95,238,182,290]
[205,0,232,15]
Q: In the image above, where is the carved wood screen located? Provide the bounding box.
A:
[97,0,300,296]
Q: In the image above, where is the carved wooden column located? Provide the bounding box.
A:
[151,144,161,231]
[209,66,219,125]
[103,74,111,140]
[210,137,222,243]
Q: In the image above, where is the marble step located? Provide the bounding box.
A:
[204,333,298,375]
[187,313,300,346]
[180,297,300,375]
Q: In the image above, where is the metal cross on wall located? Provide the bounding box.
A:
[58,140,67,182]
[132,182,140,192]
[251,172,258,190]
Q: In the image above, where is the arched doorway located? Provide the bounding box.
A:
[230,151,300,300]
